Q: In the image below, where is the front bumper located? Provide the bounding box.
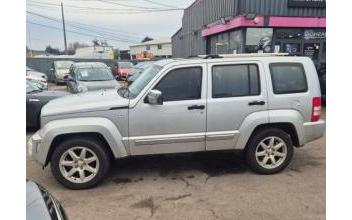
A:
[302,120,325,144]
[28,131,44,166]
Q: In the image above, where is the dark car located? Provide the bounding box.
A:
[26,80,69,129]
[27,180,68,220]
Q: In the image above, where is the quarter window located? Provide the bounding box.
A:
[154,67,202,101]
[212,64,260,98]
[270,63,308,94]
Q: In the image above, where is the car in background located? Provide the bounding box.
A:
[26,66,48,81]
[127,61,154,85]
[112,61,133,80]
[51,61,74,84]
[26,80,69,129]
[27,73,48,90]
[66,62,120,93]
[27,180,68,220]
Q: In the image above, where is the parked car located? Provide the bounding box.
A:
[66,62,120,93]
[26,80,69,129]
[51,61,74,84]
[112,61,133,80]
[28,54,325,189]
[27,66,48,80]
[318,63,326,103]
[27,73,48,90]
[127,61,154,84]
[27,180,68,220]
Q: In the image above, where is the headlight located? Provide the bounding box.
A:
[77,85,88,93]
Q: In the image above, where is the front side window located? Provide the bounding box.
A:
[154,67,202,102]
[270,63,308,94]
[212,64,260,98]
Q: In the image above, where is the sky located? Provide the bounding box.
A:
[26,0,194,51]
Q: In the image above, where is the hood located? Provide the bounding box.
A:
[35,90,70,98]
[56,68,70,76]
[41,89,129,117]
[79,80,120,91]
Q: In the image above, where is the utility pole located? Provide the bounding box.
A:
[61,1,68,55]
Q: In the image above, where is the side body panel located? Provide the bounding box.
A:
[128,63,208,155]
[206,60,269,150]
[33,117,128,165]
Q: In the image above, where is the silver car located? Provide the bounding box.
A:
[51,61,74,84]
[66,62,120,93]
[28,54,325,189]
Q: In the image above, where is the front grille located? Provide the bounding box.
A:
[38,186,59,220]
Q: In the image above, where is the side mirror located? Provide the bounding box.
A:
[146,89,163,105]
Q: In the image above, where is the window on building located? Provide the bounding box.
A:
[303,43,320,60]
[245,28,273,53]
[146,45,150,50]
[157,44,162,50]
[154,67,202,101]
[270,63,308,94]
[212,64,260,98]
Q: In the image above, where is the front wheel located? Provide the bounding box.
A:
[245,128,294,174]
[50,137,111,189]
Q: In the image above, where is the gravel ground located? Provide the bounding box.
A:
[27,84,326,220]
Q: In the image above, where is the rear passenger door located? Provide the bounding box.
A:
[206,62,268,151]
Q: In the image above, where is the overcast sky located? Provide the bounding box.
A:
[26,0,194,50]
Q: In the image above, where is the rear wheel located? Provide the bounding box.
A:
[245,128,294,174]
[50,136,111,189]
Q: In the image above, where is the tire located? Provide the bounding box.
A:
[245,128,294,174]
[50,136,111,189]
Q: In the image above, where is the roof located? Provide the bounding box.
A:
[153,54,312,68]
[73,62,108,68]
[130,38,171,47]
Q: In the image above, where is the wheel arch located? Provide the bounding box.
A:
[243,122,299,152]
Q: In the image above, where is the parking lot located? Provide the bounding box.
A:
[26,84,325,220]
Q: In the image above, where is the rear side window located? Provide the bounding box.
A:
[155,67,202,101]
[212,64,260,98]
[270,63,308,94]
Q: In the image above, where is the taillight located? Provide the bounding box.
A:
[311,97,321,122]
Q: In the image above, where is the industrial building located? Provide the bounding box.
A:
[172,0,325,67]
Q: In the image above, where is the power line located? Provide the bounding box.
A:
[26,20,137,43]
[142,0,179,9]
[26,11,141,42]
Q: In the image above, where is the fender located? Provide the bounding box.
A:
[37,117,128,165]
[234,109,305,149]
[267,109,305,145]
[234,111,270,149]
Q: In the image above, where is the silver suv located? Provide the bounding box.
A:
[28,54,325,189]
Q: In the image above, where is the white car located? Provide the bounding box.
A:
[26,69,48,90]
[26,66,48,81]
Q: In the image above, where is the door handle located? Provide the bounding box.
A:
[188,105,205,110]
[248,101,265,106]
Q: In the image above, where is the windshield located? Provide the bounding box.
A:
[55,61,73,69]
[118,62,132,69]
[26,80,40,93]
[127,64,162,98]
[76,67,114,81]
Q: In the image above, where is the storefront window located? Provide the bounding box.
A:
[276,29,303,40]
[322,42,326,59]
[303,43,320,60]
[282,43,301,54]
[245,28,273,53]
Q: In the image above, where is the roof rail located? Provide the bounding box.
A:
[198,53,289,59]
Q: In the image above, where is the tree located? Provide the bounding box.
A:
[45,46,61,55]
[141,36,154,43]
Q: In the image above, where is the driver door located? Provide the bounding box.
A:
[128,64,207,155]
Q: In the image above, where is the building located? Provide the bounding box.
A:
[172,0,325,67]
[130,38,172,60]
[74,46,114,60]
